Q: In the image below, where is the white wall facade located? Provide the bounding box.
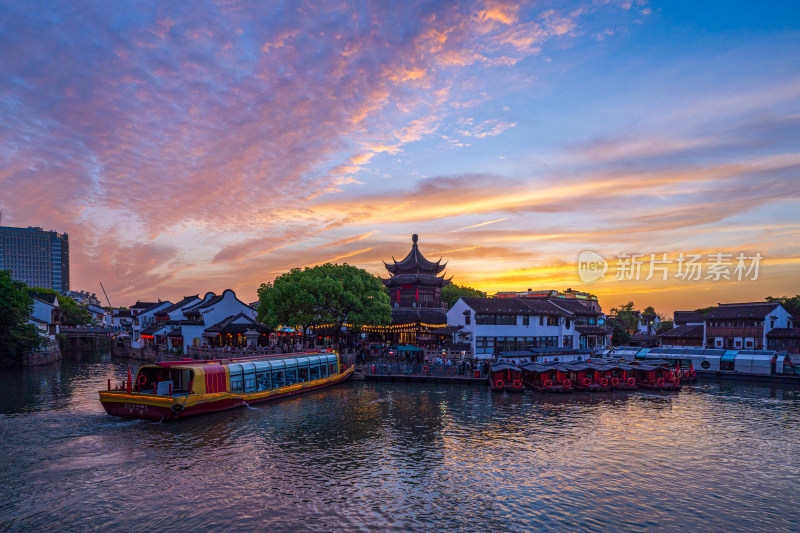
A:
[131,301,172,346]
[178,290,257,351]
[763,305,793,346]
[447,298,583,358]
[30,298,59,335]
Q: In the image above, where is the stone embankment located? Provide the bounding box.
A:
[22,339,62,366]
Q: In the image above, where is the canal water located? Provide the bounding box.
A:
[1,355,799,532]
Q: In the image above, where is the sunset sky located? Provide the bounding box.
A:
[1,0,799,316]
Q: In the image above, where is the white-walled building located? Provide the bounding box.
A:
[28,292,64,336]
[111,309,133,332]
[447,297,610,359]
[130,300,174,347]
[85,303,109,326]
[659,303,794,350]
[140,289,262,353]
[704,302,793,350]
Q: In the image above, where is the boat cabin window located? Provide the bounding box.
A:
[138,366,194,393]
[298,367,308,383]
[310,365,320,380]
[230,375,243,392]
[168,368,194,393]
[256,371,270,391]
[244,373,256,392]
[319,364,328,379]
[286,369,298,385]
[272,370,286,388]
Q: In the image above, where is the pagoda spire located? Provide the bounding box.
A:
[383,234,446,275]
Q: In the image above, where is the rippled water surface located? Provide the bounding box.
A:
[1,354,800,532]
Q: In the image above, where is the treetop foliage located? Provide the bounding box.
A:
[0,271,43,366]
[441,283,485,307]
[257,263,392,336]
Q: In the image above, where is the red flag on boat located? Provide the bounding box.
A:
[127,366,133,394]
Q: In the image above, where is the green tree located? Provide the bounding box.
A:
[0,271,43,366]
[258,268,324,348]
[258,263,391,349]
[58,296,92,326]
[440,283,486,308]
[766,295,800,319]
[655,320,674,335]
[610,301,639,334]
[610,319,631,345]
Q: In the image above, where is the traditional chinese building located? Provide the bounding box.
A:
[369,234,454,345]
[383,234,450,309]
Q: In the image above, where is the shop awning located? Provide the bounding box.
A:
[395,344,422,352]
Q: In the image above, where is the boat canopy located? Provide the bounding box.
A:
[227,353,337,376]
[565,363,592,371]
[721,352,737,363]
[520,362,559,372]
[490,362,519,372]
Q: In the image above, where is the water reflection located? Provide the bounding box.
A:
[0,356,799,532]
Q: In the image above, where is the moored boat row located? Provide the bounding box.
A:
[490,359,689,393]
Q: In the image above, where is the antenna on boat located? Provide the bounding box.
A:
[100,281,112,307]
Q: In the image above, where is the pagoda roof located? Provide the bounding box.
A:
[384,234,446,275]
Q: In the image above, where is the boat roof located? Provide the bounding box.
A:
[151,351,337,369]
[490,362,519,372]
[520,362,561,372]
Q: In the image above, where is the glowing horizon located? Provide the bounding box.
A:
[1,1,798,316]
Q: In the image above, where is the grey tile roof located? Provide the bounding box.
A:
[659,324,704,338]
[460,297,569,316]
[155,295,199,315]
[673,311,705,324]
[766,328,800,339]
[706,302,781,319]
[547,298,600,316]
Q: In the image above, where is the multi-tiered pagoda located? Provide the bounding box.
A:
[378,234,452,344]
[383,234,451,309]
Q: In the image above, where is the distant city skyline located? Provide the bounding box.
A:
[1,1,798,314]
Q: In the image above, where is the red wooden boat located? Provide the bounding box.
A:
[646,358,697,384]
[520,362,573,392]
[565,362,612,391]
[627,364,681,391]
[596,363,638,390]
[489,362,524,392]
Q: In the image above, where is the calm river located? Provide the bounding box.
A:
[1,354,799,532]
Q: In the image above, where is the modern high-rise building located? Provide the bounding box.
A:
[0,226,70,293]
